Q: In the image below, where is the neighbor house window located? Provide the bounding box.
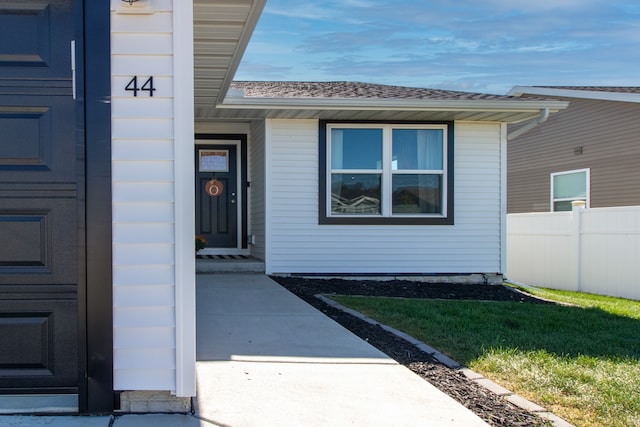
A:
[551,169,590,211]
[319,122,453,225]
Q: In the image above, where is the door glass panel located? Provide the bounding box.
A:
[199,149,228,172]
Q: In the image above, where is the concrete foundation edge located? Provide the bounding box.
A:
[277,273,504,285]
[117,391,191,414]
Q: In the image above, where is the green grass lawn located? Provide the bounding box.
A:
[332,287,640,427]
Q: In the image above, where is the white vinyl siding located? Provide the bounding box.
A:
[266,119,503,274]
[111,1,181,393]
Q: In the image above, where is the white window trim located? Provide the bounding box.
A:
[550,168,590,211]
[326,123,448,219]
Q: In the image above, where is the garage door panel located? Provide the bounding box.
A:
[0,105,52,171]
[0,0,72,78]
[0,298,78,390]
[0,197,77,284]
[0,96,76,181]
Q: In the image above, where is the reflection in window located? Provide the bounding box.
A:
[331,128,382,169]
[392,174,441,214]
[331,174,381,215]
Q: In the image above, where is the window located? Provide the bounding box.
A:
[319,122,453,225]
[551,169,589,211]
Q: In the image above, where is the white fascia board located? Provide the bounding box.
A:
[218,96,569,113]
[216,0,267,105]
[508,86,640,103]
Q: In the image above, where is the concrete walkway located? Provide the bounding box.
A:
[0,274,487,427]
[193,274,487,427]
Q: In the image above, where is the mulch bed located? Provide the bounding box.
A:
[271,276,552,427]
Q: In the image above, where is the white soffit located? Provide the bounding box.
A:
[193,0,266,118]
[211,98,569,123]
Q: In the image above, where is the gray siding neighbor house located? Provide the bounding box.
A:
[506,86,640,213]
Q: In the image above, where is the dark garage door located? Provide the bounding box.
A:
[0,0,81,395]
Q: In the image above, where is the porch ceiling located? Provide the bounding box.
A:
[193,0,266,119]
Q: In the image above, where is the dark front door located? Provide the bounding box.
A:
[196,145,239,248]
[0,1,80,395]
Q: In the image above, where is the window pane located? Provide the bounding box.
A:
[392,174,442,214]
[331,128,382,169]
[553,171,587,199]
[554,200,582,212]
[392,129,443,170]
[331,173,381,215]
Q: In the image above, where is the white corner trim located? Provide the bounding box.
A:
[264,119,273,275]
[173,0,196,397]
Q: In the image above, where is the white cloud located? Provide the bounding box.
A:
[236,0,640,94]
[265,5,334,21]
[482,0,601,12]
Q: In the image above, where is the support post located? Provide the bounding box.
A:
[571,201,586,292]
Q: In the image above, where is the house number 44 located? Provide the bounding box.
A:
[125,76,156,97]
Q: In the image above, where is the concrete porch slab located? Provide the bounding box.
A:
[196,256,264,273]
[196,274,391,362]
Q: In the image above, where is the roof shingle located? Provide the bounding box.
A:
[230,81,523,101]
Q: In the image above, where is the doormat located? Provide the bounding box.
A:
[196,255,250,260]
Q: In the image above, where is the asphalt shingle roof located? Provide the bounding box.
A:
[230,81,523,101]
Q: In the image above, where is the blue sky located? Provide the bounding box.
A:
[235,0,640,94]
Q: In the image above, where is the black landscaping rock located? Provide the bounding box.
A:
[271,276,551,427]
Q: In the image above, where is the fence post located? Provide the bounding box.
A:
[571,201,586,292]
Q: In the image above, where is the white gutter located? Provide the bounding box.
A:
[218,96,568,113]
[507,108,549,141]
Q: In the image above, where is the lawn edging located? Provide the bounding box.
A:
[317,294,576,427]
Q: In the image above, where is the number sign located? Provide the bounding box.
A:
[125,76,156,97]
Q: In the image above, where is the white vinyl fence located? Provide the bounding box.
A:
[507,205,640,301]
